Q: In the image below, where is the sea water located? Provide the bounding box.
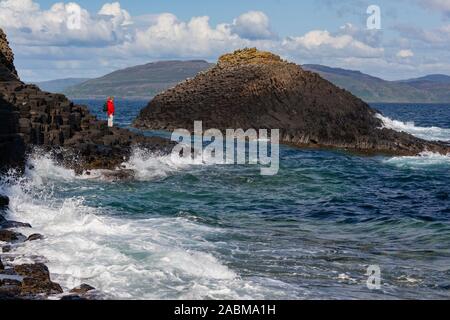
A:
[1,100,449,299]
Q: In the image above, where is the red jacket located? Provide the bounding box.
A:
[107,99,115,116]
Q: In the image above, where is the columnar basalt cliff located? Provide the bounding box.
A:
[134,48,450,156]
[0,29,18,80]
[0,28,170,174]
[0,29,24,173]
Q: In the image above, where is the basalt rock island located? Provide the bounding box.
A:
[134,48,450,156]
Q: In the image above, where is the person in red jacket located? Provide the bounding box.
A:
[106,96,115,127]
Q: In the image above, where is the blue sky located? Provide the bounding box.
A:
[1,0,450,81]
[34,0,441,35]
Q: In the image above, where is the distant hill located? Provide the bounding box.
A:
[38,61,450,103]
[400,74,450,84]
[303,64,450,103]
[34,78,90,93]
[64,60,214,99]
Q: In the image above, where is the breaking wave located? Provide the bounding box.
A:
[0,152,290,299]
[376,114,450,142]
[384,151,450,168]
[122,148,197,181]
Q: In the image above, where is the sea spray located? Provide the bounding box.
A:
[122,148,196,181]
[1,151,282,299]
[384,151,450,168]
[376,114,450,142]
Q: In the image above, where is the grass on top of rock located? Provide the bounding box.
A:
[218,48,285,66]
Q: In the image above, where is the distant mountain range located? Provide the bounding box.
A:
[60,60,213,99]
[32,61,450,103]
[34,78,90,94]
[303,64,450,103]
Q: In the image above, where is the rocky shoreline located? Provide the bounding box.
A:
[0,28,173,177]
[0,194,99,300]
[2,30,450,300]
[0,28,172,299]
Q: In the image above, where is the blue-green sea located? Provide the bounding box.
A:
[1,100,449,299]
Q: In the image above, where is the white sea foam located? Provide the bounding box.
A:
[384,151,450,168]
[25,153,76,185]
[122,148,196,181]
[24,148,198,183]
[0,154,287,299]
[376,113,450,142]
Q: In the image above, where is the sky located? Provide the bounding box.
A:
[1,0,450,82]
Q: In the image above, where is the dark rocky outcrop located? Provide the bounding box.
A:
[0,27,171,173]
[0,214,66,299]
[0,220,32,229]
[0,229,26,242]
[0,29,116,300]
[13,263,63,296]
[134,48,450,156]
[0,195,9,208]
[0,96,26,173]
[70,283,95,294]
[1,263,63,299]
[0,30,25,173]
[26,233,44,242]
[0,29,18,80]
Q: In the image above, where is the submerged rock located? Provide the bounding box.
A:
[70,283,96,294]
[134,48,450,156]
[101,169,135,181]
[0,195,9,208]
[0,220,32,229]
[26,234,44,242]
[60,294,88,301]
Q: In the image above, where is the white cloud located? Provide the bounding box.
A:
[230,11,274,40]
[7,0,444,82]
[0,1,132,46]
[0,0,39,11]
[98,2,133,27]
[127,13,249,58]
[282,30,384,58]
[396,49,414,58]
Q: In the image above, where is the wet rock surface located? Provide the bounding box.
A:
[13,263,63,296]
[0,229,25,242]
[0,220,32,229]
[0,196,95,300]
[70,283,96,294]
[0,195,9,208]
[0,28,117,301]
[2,245,11,253]
[26,234,44,242]
[135,48,450,156]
